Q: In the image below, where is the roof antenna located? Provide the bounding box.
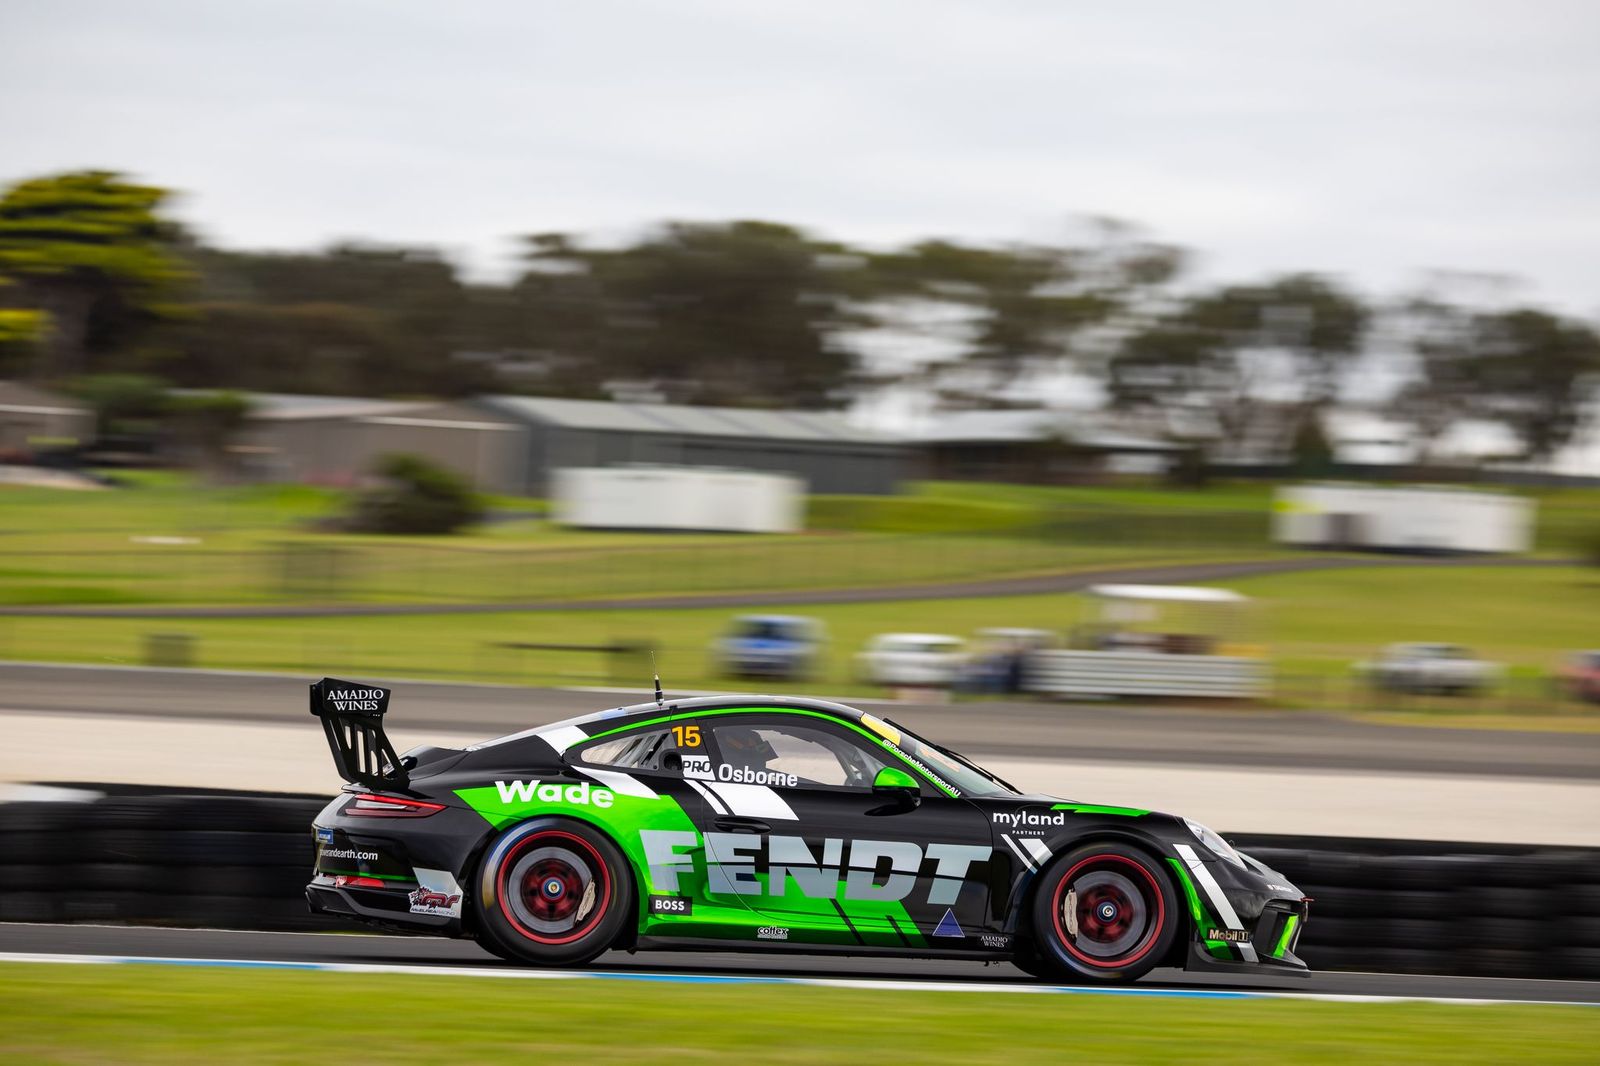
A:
[651,651,663,705]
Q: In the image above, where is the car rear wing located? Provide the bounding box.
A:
[309,676,409,790]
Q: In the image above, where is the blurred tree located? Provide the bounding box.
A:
[1476,310,1600,460]
[867,223,1185,404]
[164,244,493,396]
[167,389,252,475]
[0,303,47,373]
[345,453,484,534]
[1400,307,1600,462]
[0,172,188,377]
[1289,407,1336,476]
[1391,295,1485,465]
[65,372,172,441]
[513,221,873,407]
[1108,274,1369,458]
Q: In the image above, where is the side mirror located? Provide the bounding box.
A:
[872,767,920,808]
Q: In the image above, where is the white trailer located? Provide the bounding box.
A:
[551,466,805,533]
[1273,484,1533,554]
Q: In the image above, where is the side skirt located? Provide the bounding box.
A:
[633,936,1015,963]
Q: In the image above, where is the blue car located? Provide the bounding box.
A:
[713,614,824,681]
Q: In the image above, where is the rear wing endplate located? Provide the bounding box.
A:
[309,676,409,790]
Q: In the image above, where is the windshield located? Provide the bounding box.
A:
[734,619,803,641]
[859,712,1018,798]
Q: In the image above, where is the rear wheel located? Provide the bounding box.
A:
[475,817,633,967]
[1028,842,1179,983]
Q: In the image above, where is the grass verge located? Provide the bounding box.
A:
[1,566,1597,721]
[0,963,1595,1064]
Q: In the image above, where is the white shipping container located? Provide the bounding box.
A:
[1273,484,1533,553]
[551,466,805,533]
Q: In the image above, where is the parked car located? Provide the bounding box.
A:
[962,627,1059,693]
[1557,651,1600,703]
[857,633,967,687]
[712,614,824,681]
[1356,643,1501,696]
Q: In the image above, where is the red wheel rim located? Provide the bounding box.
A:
[1051,853,1165,968]
[496,830,612,945]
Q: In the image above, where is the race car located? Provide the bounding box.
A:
[305,677,1309,983]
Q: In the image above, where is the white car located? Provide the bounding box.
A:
[857,633,968,688]
[1356,643,1502,696]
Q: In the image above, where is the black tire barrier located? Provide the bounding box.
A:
[0,790,338,933]
[1,789,1597,978]
[1229,833,1600,979]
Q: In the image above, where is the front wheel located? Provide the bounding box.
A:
[1028,842,1179,983]
[475,817,633,967]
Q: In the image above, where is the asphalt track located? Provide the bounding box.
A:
[2,924,1596,1005]
[5,660,1596,778]
[0,554,1562,618]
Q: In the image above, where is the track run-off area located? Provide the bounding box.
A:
[3,925,1597,1006]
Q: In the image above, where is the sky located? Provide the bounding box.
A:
[3,0,1598,316]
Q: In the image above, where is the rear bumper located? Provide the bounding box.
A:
[306,879,462,935]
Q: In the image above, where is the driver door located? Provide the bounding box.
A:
[695,713,995,951]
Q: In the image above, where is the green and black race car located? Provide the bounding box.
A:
[306,678,1309,983]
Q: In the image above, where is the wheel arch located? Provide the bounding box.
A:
[1015,828,1191,962]
[469,811,647,950]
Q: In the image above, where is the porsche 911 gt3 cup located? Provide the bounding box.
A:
[306,678,1308,982]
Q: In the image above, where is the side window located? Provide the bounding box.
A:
[577,728,679,773]
[703,720,888,791]
[575,722,708,774]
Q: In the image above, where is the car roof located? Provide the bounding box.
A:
[471,693,870,750]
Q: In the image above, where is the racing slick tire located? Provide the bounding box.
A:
[475,817,634,967]
[1028,842,1180,984]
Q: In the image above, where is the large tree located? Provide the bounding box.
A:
[513,221,873,407]
[1108,274,1369,456]
[1399,302,1600,461]
[0,171,187,377]
[864,224,1184,405]
[162,243,491,396]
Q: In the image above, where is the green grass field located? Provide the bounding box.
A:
[0,476,1275,607]
[5,475,1592,609]
[0,964,1594,1064]
[2,565,1596,721]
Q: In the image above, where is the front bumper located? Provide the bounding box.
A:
[1183,896,1310,975]
[1173,846,1311,975]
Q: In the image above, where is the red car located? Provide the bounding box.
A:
[1558,651,1600,703]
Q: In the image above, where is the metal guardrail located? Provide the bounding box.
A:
[1026,651,1267,699]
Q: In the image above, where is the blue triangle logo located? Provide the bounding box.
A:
[932,908,963,938]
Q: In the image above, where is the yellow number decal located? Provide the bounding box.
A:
[671,724,702,748]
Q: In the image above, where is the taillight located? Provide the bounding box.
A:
[332,875,390,888]
[344,793,446,817]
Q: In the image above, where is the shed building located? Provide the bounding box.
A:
[477,396,905,495]
[234,393,528,492]
[0,381,96,454]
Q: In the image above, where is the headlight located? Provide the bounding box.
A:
[1184,818,1245,868]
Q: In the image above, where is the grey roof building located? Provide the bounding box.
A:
[904,408,1182,483]
[478,395,906,495]
[233,393,528,492]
